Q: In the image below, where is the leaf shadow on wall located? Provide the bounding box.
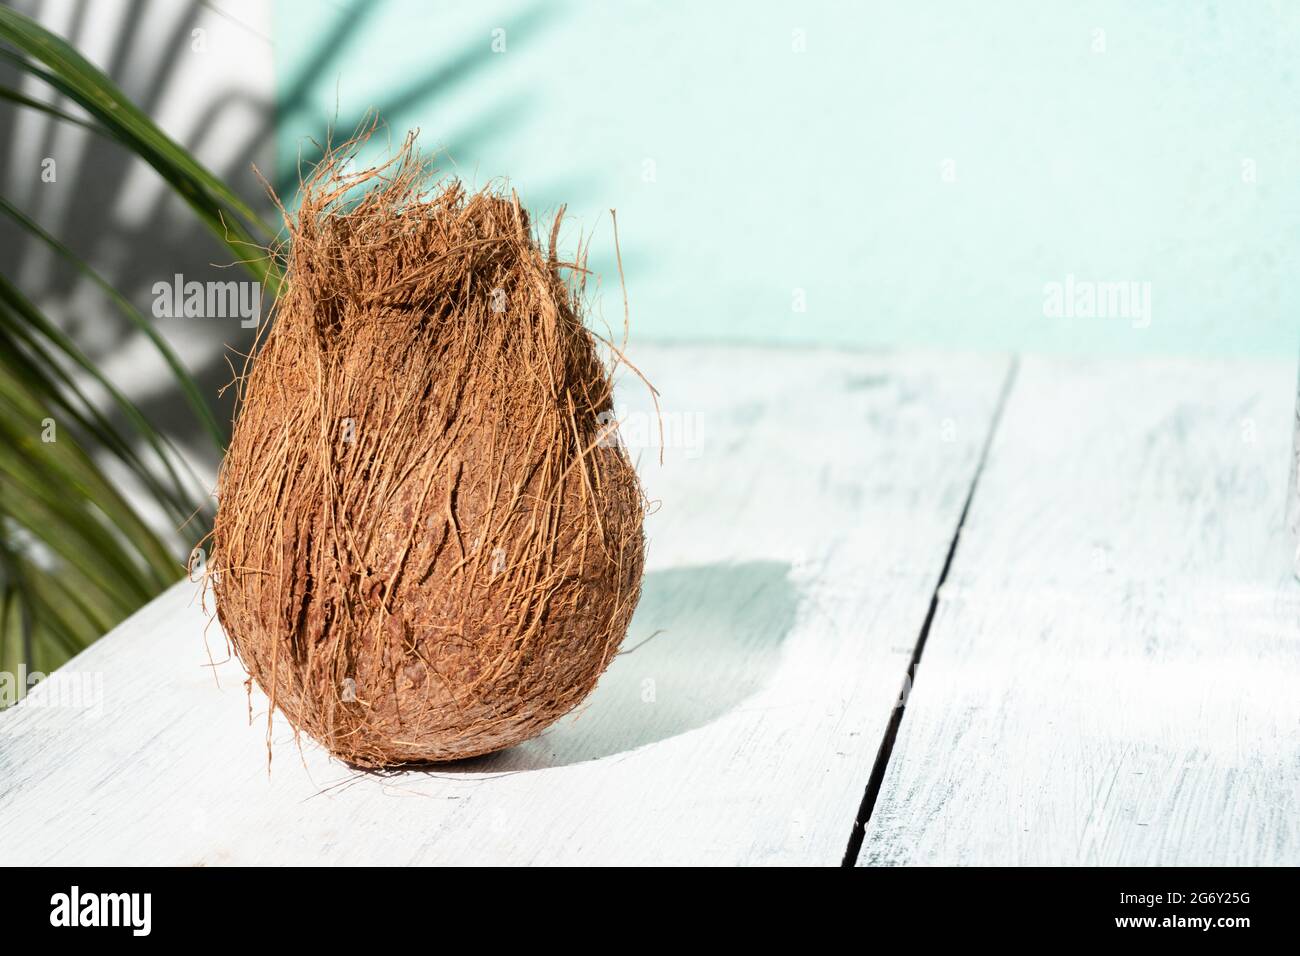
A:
[451,559,799,772]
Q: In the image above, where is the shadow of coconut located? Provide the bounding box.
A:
[440,559,798,772]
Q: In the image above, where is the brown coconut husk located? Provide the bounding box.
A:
[208,131,648,767]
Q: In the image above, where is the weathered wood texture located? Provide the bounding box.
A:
[860,356,1300,866]
[0,346,1009,865]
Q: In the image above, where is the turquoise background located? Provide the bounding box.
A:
[273,0,1300,356]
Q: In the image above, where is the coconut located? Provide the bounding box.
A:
[209,133,647,767]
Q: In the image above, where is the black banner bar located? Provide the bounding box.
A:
[7,865,1291,942]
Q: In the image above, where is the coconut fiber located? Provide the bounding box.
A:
[209,133,647,767]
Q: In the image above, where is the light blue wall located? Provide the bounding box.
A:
[274,0,1300,356]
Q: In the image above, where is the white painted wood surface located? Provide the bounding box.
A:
[860,356,1300,866]
[0,346,1010,865]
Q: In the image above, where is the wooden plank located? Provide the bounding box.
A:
[0,345,1010,865]
[859,355,1300,866]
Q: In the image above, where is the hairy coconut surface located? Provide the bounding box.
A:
[209,134,647,767]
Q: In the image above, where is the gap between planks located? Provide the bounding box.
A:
[841,356,1021,866]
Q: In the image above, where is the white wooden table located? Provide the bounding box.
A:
[3,346,1297,866]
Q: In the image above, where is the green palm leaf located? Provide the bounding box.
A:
[0,196,225,450]
[0,84,104,136]
[0,6,280,690]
